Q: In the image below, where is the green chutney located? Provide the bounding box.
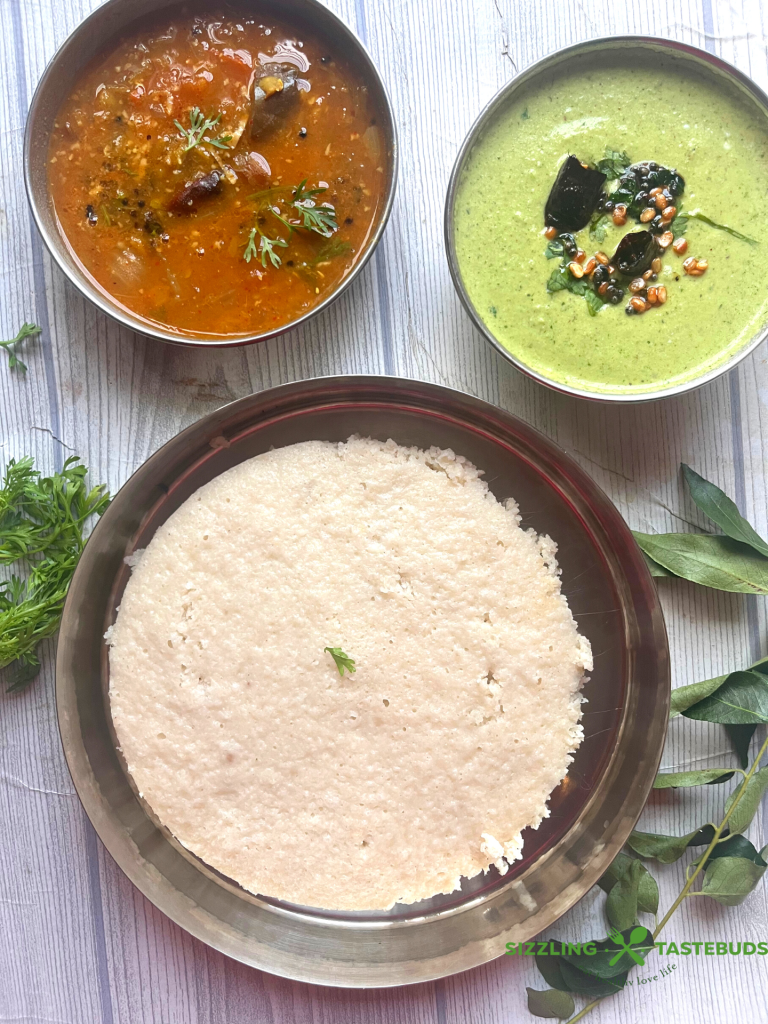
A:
[454,58,768,395]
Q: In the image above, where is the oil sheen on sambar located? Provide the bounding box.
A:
[454,60,768,394]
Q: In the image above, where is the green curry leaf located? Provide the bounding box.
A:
[725,724,757,768]
[682,670,768,725]
[632,532,768,594]
[526,988,575,1020]
[703,834,767,866]
[682,464,768,557]
[687,210,757,246]
[653,768,735,788]
[699,856,766,905]
[723,765,768,833]
[627,825,718,864]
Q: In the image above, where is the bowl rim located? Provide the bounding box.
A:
[55,374,670,986]
[24,0,399,349]
[444,34,768,403]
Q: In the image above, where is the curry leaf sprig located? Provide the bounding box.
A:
[1,323,41,374]
[634,463,768,594]
[527,691,768,1022]
[174,107,232,152]
[672,208,757,246]
[0,456,109,691]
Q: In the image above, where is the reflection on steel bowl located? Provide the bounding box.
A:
[56,375,669,986]
[25,0,397,347]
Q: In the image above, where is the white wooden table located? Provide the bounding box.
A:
[2,0,767,1020]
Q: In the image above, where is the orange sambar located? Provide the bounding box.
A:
[48,8,388,339]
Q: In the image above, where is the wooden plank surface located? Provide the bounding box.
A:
[1,0,766,1020]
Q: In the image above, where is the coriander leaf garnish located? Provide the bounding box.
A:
[243,228,260,263]
[243,228,288,267]
[292,180,327,204]
[245,181,340,268]
[546,264,589,297]
[585,290,604,316]
[595,148,631,179]
[291,179,338,237]
[589,212,612,243]
[0,323,40,374]
[174,107,232,152]
[324,646,356,676]
[295,203,338,237]
[259,233,288,268]
[544,238,565,260]
[0,455,109,689]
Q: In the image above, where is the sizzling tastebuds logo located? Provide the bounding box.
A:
[507,936,768,961]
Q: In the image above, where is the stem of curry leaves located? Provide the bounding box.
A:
[561,733,768,1024]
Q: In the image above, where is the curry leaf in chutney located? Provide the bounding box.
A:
[687,211,757,245]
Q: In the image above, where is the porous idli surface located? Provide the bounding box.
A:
[108,437,591,910]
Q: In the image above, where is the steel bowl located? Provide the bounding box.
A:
[56,376,669,986]
[445,36,768,402]
[24,0,397,348]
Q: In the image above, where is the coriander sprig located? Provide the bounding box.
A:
[324,646,356,676]
[0,456,109,691]
[291,179,338,237]
[174,107,232,152]
[1,323,41,373]
[243,227,288,268]
[244,181,340,268]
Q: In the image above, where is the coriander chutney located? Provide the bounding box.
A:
[453,55,768,396]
